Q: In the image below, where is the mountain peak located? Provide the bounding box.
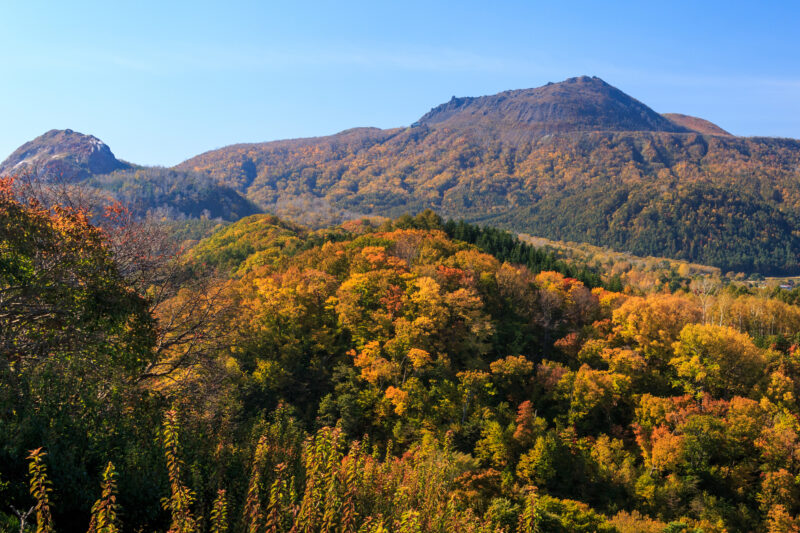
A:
[559,74,608,85]
[0,128,130,181]
[415,76,688,143]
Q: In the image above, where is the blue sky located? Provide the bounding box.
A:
[1,1,799,166]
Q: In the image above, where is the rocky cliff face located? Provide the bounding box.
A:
[414,76,688,143]
[0,129,130,181]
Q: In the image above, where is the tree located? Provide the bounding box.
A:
[613,294,702,364]
[1,177,158,529]
[670,324,767,398]
[0,178,154,373]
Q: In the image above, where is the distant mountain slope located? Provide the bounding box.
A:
[9,76,800,274]
[177,76,800,274]
[1,129,258,221]
[662,113,732,136]
[180,128,800,273]
[87,167,260,220]
[0,129,130,180]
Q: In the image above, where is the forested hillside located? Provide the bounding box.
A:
[87,167,259,221]
[178,77,800,274]
[7,77,800,273]
[0,129,258,222]
[5,182,800,532]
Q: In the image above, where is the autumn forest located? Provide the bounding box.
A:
[5,157,800,533]
[4,42,800,533]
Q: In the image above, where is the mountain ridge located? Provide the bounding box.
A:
[6,76,800,273]
[414,76,690,143]
[173,76,800,273]
[0,129,258,221]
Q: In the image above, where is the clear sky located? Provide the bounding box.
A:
[1,1,799,166]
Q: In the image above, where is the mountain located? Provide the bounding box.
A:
[662,113,732,136]
[178,76,800,274]
[8,77,800,273]
[415,75,688,143]
[1,129,258,221]
[0,128,130,181]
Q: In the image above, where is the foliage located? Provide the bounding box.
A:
[87,462,120,533]
[0,177,162,530]
[28,448,54,533]
[6,205,800,532]
[161,409,198,533]
[177,125,800,274]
